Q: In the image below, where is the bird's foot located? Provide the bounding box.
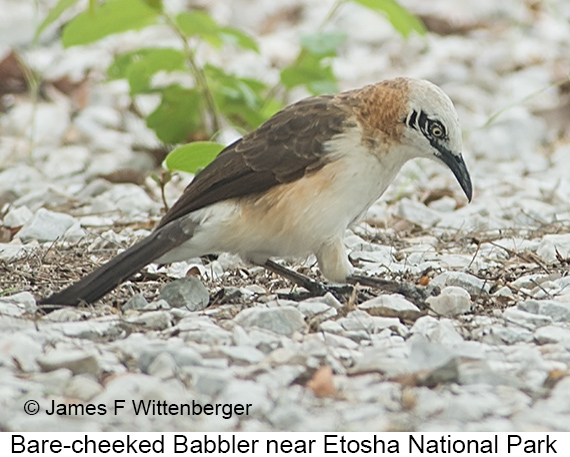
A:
[263,259,355,300]
[263,260,436,307]
[347,274,437,307]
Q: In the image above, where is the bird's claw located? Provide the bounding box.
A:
[347,274,437,308]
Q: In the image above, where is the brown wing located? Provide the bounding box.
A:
[156,93,356,228]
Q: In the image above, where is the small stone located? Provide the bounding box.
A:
[121,293,149,311]
[159,277,209,310]
[339,310,409,337]
[5,102,70,146]
[409,339,455,372]
[234,306,307,336]
[426,286,472,316]
[219,286,249,302]
[417,358,460,387]
[43,145,90,178]
[0,333,42,371]
[244,285,267,295]
[518,299,570,322]
[147,352,177,379]
[359,294,422,320]
[350,347,409,377]
[428,196,457,212]
[458,359,519,387]
[298,293,342,312]
[37,350,100,376]
[318,320,344,334]
[231,325,253,346]
[220,346,265,364]
[29,369,74,396]
[76,178,112,199]
[503,307,553,330]
[511,274,550,289]
[297,299,336,319]
[482,326,533,344]
[534,325,570,345]
[65,375,103,401]
[397,198,442,227]
[257,364,308,392]
[91,184,159,217]
[534,376,570,416]
[17,208,81,243]
[318,331,359,350]
[190,368,230,396]
[537,234,570,264]
[144,299,171,311]
[320,292,344,310]
[177,316,232,345]
[531,281,561,299]
[410,316,464,345]
[3,205,33,227]
[47,318,124,341]
[126,310,172,330]
[430,271,490,295]
[125,339,203,373]
[493,286,514,298]
[0,291,37,315]
[0,243,29,260]
[42,308,92,322]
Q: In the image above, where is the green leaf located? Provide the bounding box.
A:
[176,11,223,47]
[140,0,163,12]
[146,86,203,144]
[300,32,346,57]
[205,65,276,128]
[280,53,338,95]
[351,0,426,38]
[62,0,160,47]
[108,48,186,94]
[219,27,259,52]
[34,0,80,42]
[176,11,258,52]
[108,53,137,80]
[164,141,224,174]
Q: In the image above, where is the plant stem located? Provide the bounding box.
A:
[163,13,221,135]
[479,75,570,129]
[318,0,345,32]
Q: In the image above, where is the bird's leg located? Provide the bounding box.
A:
[263,261,434,306]
[263,259,353,298]
[263,259,326,294]
[347,274,434,305]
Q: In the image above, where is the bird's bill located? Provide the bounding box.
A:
[438,151,473,202]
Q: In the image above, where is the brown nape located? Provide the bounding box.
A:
[352,78,409,143]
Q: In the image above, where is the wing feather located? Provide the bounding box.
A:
[157,94,354,228]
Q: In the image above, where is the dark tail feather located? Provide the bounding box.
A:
[41,220,193,306]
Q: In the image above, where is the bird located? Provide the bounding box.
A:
[41,77,472,306]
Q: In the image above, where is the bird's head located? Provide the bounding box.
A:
[355,78,473,202]
[401,78,472,201]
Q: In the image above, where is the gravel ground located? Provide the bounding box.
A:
[1,0,570,432]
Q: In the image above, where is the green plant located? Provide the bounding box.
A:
[35,0,425,175]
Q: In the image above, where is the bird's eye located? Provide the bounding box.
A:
[429,122,445,138]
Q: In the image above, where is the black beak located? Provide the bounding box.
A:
[438,149,473,202]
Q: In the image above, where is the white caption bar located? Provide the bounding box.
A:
[1,432,567,456]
